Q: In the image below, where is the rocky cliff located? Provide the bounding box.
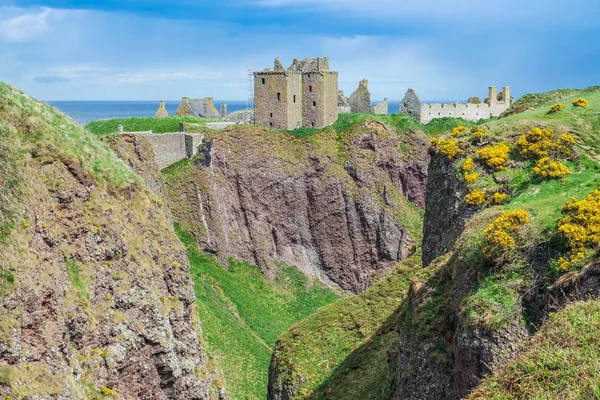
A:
[163,117,428,293]
[0,83,219,399]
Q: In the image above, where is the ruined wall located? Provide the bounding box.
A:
[373,98,388,114]
[419,101,510,124]
[287,72,303,129]
[349,79,372,114]
[323,72,339,126]
[130,132,203,170]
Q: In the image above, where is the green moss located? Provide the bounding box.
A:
[0,363,66,397]
[176,223,339,400]
[469,300,600,400]
[65,256,90,301]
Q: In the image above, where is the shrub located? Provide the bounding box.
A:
[475,142,510,171]
[451,125,468,138]
[431,138,461,161]
[490,192,508,205]
[464,173,479,183]
[572,98,589,108]
[549,103,563,113]
[471,128,486,142]
[462,158,475,173]
[101,387,114,396]
[515,127,575,159]
[484,210,531,250]
[556,187,600,271]
[532,157,570,179]
[465,189,486,206]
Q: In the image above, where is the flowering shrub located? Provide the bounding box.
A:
[475,142,510,171]
[556,187,600,271]
[451,125,468,138]
[572,98,589,108]
[549,103,563,113]
[484,209,531,249]
[532,157,571,179]
[515,127,575,159]
[464,173,479,183]
[431,138,461,161]
[490,192,508,205]
[471,128,486,142]
[462,158,475,173]
[465,189,486,205]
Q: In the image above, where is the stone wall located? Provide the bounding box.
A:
[128,132,204,170]
[349,79,372,114]
[399,86,511,123]
[373,98,388,114]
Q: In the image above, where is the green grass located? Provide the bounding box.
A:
[175,224,339,400]
[461,276,521,330]
[65,257,89,300]
[469,300,600,400]
[503,86,600,117]
[85,116,217,135]
[270,255,428,399]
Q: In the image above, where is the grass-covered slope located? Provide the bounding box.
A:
[176,225,340,400]
[0,82,216,398]
[268,254,429,400]
[85,115,218,135]
[468,300,600,400]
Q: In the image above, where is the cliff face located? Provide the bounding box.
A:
[164,121,428,293]
[0,84,217,399]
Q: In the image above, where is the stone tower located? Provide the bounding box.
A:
[399,89,422,121]
[253,57,339,129]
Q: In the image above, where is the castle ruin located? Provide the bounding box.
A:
[254,57,339,129]
[175,97,220,118]
[399,86,511,123]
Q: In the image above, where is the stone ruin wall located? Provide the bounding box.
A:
[254,71,293,129]
[124,132,204,170]
[410,86,511,123]
[373,98,388,115]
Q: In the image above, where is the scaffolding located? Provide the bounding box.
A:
[247,66,254,110]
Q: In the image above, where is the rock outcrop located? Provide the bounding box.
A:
[164,121,428,293]
[0,83,218,399]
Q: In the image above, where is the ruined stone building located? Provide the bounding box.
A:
[175,97,220,118]
[155,100,168,118]
[340,79,388,115]
[254,57,339,129]
[399,86,511,123]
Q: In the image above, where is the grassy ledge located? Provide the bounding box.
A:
[85,115,218,135]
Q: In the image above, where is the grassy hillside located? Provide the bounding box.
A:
[468,300,600,399]
[85,115,218,135]
[175,225,340,400]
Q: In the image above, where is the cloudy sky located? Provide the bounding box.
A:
[1,0,599,101]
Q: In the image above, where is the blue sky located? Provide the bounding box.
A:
[1,0,599,101]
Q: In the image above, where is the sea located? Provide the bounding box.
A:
[47,100,402,125]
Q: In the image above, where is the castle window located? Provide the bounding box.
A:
[270,122,273,127]
[261,78,265,85]
[277,92,281,101]
[309,86,312,92]
[293,95,296,103]
[270,113,273,118]
[313,101,316,107]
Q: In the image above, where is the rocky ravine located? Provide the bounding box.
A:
[0,84,220,399]
[164,122,429,293]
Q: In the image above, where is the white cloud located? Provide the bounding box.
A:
[114,71,224,84]
[0,7,55,42]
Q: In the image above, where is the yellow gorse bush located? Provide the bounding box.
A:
[572,98,589,108]
[471,128,486,141]
[484,209,531,249]
[462,158,475,173]
[475,142,510,171]
[451,125,468,138]
[490,192,508,205]
[431,138,462,161]
[465,188,486,206]
[549,103,564,113]
[556,187,600,271]
[532,157,570,179]
[515,127,575,159]
[464,173,479,183]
